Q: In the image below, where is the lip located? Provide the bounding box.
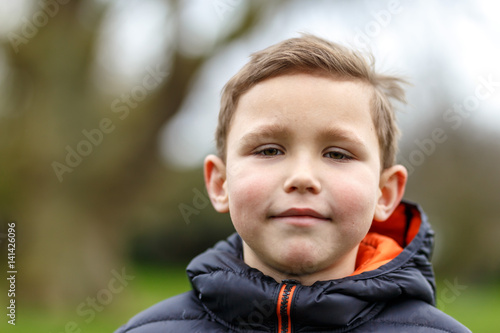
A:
[271,208,330,227]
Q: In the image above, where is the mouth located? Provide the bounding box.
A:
[270,208,331,227]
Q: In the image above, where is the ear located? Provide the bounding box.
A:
[374,164,408,222]
[204,154,229,213]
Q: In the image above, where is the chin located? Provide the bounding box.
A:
[273,246,329,276]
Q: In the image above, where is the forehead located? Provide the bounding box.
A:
[228,73,376,144]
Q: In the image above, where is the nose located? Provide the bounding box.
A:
[283,156,322,194]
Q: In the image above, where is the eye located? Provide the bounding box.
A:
[255,147,284,156]
[324,150,352,160]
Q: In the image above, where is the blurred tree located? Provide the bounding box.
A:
[402,116,500,282]
[0,0,281,310]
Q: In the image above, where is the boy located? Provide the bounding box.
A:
[116,34,470,332]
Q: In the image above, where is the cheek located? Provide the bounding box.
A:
[330,168,379,226]
[226,165,276,223]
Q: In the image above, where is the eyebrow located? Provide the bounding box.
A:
[238,123,291,146]
[317,126,367,147]
[238,123,367,148]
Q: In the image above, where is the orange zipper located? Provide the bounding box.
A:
[276,281,297,333]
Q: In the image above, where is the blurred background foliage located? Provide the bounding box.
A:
[0,0,499,331]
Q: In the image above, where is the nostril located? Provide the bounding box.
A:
[284,176,321,194]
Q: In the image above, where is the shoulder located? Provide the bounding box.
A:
[360,298,471,333]
[114,291,226,333]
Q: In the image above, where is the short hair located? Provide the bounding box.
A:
[216,34,407,169]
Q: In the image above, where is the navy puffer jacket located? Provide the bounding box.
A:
[116,201,470,332]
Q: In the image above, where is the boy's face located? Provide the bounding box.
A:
[207,72,402,283]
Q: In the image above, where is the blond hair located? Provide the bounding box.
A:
[216,34,407,169]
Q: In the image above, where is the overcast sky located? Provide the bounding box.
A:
[161,0,500,168]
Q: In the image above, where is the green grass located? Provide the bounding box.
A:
[0,265,498,332]
[0,264,191,333]
[436,279,500,333]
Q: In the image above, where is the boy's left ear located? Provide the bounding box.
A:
[374,164,408,222]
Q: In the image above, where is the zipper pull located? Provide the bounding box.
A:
[281,279,299,285]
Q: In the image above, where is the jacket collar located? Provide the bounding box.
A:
[186,201,436,331]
